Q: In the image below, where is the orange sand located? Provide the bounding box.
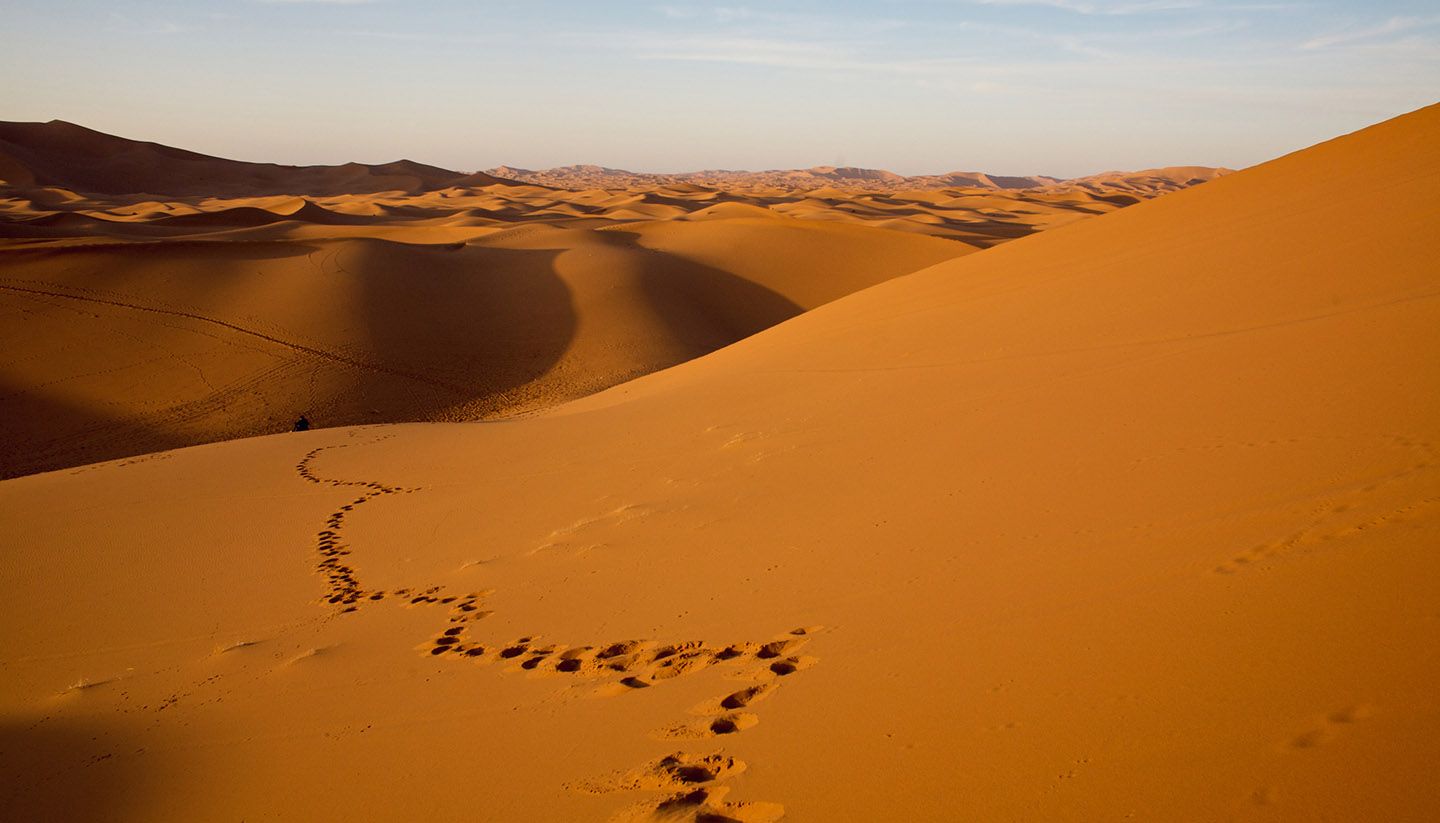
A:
[1,106,1436,821]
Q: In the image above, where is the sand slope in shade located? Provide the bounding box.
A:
[1,105,1436,821]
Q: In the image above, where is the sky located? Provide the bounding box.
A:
[1,1,1436,177]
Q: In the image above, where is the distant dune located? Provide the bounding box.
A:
[0,120,514,197]
[0,118,1228,202]
[0,102,1434,822]
[485,162,1229,194]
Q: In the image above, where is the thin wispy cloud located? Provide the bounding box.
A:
[257,0,379,5]
[623,20,1160,71]
[341,29,501,45]
[654,4,910,35]
[106,11,190,35]
[957,0,1204,16]
[954,0,1300,14]
[655,5,790,23]
[631,37,883,72]
[1302,15,1440,50]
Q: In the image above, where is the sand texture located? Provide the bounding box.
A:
[1,104,1437,821]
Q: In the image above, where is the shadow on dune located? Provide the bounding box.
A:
[0,718,160,821]
[0,240,575,477]
[0,371,195,479]
[1,229,856,479]
[594,228,806,350]
[324,239,577,419]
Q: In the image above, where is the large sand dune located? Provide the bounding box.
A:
[1,104,1436,821]
[0,120,512,197]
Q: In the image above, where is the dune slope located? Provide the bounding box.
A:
[1,104,1437,822]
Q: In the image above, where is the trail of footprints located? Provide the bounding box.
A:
[1214,435,1438,575]
[296,441,423,610]
[296,440,813,821]
[437,628,818,822]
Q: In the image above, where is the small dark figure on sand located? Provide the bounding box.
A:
[293,415,310,432]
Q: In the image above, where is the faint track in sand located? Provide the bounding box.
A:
[0,280,469,395]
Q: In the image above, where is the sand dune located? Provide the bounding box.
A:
[0,216,969,478]
[1,99,1434,823]
[0,120,513,197]
[0,119,1208,479]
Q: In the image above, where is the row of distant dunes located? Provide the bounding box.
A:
[0,120,1223,478]
[486,162,1231,194]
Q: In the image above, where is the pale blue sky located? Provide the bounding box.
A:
[1,1,1435,176]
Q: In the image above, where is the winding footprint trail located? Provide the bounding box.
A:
[1212,435,1439,575]
[294,435,817,821]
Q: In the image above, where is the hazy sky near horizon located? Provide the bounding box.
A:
[2,1,1436,176]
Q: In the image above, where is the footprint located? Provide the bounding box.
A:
[713,644,756,661]
[1289,728,1331,749]
[659,713,761,740]
[720,684,775,711]
[575,752,747,794]
[597,640,646,660]
[766,655,817,677]
[1328,704,1375,724]
[625,784,785,823]
[1288,704,1375,750]
[648,648,720,681]
[707,714,758,735]
[642,752,743,786]
[755,638,806,660]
